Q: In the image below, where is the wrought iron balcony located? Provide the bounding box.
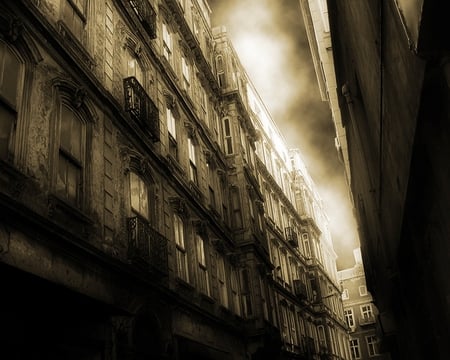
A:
[285,227,298,247]
[123,76,159,141]
[129,0,157,39]
[293,279,308,300]
[127,216,168,274]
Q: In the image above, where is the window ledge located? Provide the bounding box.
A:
[47,194,93,239]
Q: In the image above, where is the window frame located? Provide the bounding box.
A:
[174,213,189,282]
[0,40,24,162]
[56,104,86,208]
[350,338,361,359]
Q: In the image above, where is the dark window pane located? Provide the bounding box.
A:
[0,104,14,159]
[1,46,20,107]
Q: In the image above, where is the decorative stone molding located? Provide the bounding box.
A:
[168,196,189,217]
[192,219,208,237]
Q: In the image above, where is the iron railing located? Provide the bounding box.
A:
[129,0,157,39]
[285,227,299,247]
[123,76,159,141]
[128,216,168,274]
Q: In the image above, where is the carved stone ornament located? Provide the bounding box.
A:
[192,219,208,236]
[72,87,86,109]
[6,18,24,43]
[169,196,188,216]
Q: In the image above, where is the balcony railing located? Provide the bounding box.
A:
[359,315,376,326]
[285,227,298,247]
[127,216,168,274]
[129,0,157,39]
[123,76,159,141]
[293,279,308,300]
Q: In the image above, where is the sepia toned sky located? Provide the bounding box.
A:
[208,0,360,269]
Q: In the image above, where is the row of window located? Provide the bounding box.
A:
[342,285,368,300]
[279,303,349,358]
[344,304,374,328]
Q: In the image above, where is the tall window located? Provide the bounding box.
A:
[344,308,355,328]
[288,308,298,346]
[196,235,210,296]
[302,233,311,258]
[240,268,253,318]
[167,107,177,160]
[317,325,326,348]
[350,339,361,359]
[259,275,269,320]
[56,105,85,208]
[200,88,208,123]
[217,252,228,308]
[188,138,197,184]
[230,187,243,229]
[61,0,87,43]
[162,21,172,63]
[280,305,289,343]
[174,213,189,282]
[222,117,233,155]
[366,335,379,357]
[181,54,190,91]
[129,172,149,219]
[216,55,225,87]
[231,266,241,315]
[0,41,22,161]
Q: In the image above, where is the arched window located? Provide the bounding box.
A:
[56,104,86,207]
[0,41,23,161]
[51,79,95,211]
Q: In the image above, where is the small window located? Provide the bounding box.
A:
[359,285,367,296]
[342,288,349,300]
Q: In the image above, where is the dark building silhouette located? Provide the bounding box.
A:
[1,1,351,359]
[300,0,450,359]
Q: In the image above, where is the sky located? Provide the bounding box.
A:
[208,0,360,269]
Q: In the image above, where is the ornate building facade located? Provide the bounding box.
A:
[0,1,350,359]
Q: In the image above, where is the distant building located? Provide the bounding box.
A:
[338,249,391,360]
[1,1,350,359]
